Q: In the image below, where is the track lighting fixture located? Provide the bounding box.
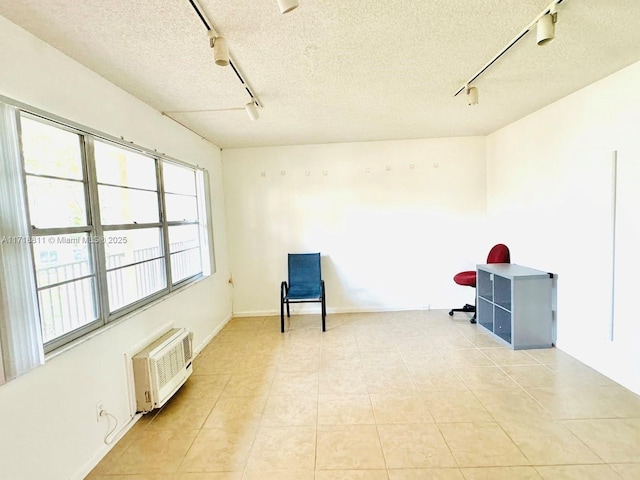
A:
[209,31,229,67]
[454,0,564,100]
[466,86,478,106]
[277,0,299,14]
[245,100,260,121]
[536,7,557,45]
[164,0,264,134]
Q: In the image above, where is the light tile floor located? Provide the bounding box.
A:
[88,311,640,480]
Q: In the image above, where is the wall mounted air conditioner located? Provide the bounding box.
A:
[132,327,193,413]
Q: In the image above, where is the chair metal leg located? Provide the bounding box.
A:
[280,298,285,333]
[321,281,326,332]
[280,281,287,333]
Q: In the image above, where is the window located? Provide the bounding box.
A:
[163,162,204,284]
[17,114,212,352]
[21,117,100,346]
[94,140,167,312]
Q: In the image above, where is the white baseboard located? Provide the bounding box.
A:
[325,306,430,314]
[232,305,433,317]
[232,310,279,317]
[194,312,233,354]
[72,413,143,480]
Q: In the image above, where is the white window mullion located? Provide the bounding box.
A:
[84,136,110,327]
[158,159,173,290]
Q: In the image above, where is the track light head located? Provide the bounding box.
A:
[208,31,229,66]
[536,11,557,46]
[277,0,299,14]
[245,101,260,121]
[466,86,478,106]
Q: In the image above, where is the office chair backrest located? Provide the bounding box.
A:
[487,244,510,264]
[288,253,322,292]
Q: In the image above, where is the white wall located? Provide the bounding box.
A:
[222,137,487,316]
[486,60,640,395]
[0,17,232,479]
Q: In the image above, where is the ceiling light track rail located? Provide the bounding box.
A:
[454,0,565,97]
[188,0,211,30]
[188,0,262,108]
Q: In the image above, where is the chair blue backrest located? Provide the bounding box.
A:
[287,253,322,300]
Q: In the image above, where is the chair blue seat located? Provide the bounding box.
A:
[280,253,326,332]
[285,284,322,300]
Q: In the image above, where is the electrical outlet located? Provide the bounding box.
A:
[96,401,104,422]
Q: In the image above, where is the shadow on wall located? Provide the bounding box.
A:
[283,254,352,314]
[319,254,392,313]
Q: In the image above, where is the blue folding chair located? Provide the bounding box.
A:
[280,253,326,332]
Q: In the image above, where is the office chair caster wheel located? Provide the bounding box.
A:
[448,310,454,316]
[470,318,477,324]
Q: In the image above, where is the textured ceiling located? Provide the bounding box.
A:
[1,0,640,148]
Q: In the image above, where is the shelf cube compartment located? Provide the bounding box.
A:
[494,307,512,344]
[477,297,493,331]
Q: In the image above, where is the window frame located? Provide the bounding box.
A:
[14,108,214,354]
[19,115,103,351]
[162,161,205,287]
[91,137,170,319]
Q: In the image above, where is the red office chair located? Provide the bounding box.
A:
[449,244,511,324]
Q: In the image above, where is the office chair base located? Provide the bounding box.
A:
[449,304,476,323]
[448,304,476,316]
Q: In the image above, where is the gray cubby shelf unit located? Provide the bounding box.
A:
[476,263,553,350]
